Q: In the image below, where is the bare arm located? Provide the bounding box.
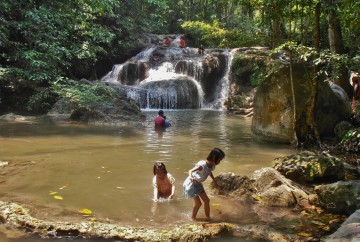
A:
[168,174,175,199]
[169,183,175,199]
[209,172,218,187]
[188,165,202,181]
[152,176,159,201]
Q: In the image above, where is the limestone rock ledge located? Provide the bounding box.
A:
[0,201,230,241]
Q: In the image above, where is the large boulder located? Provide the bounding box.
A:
[315,181,360,215]
[212,168,309,207]
[250,167,309,207]
[273,151,345,183]
[252,63,352,143]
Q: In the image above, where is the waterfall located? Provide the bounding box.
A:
[132,46,157,62]
[208,49,237,110]
[100,45,232,110]
[100,64,124,84]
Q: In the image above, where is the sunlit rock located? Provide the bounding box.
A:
[252,63,352,143]
[211,168,309,207]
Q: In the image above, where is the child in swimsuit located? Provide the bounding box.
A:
[152,162,175,201]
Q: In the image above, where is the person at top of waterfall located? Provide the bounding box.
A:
[179,36,190,55]
[154,110,171,128]
[198,45,205,54]
[164,37,171,47]
[183,148,225,220]
[153,161,175,201]
[179,37,186,48]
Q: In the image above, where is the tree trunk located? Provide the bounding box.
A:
[327,7,344,54]
[314,2,321,51]
[327,1,352,96]
[288,0,298,146]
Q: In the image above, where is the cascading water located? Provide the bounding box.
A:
[100,41,232,110]
[210,48,237,109]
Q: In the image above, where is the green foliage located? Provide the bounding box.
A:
[231,54,268,87]
[181,21,225,47]
[27,88,57,113]
[276,42,360,83]
[51,81,118,110]
[181,20,268,48]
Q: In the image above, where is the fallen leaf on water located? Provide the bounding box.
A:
[53,195,63,200]
[116,186,124,189]
[329,218,340,224]
[49,191,57,195]
[59,186,67,190]
[311,220,325,226]
[79,208,92,215]
[322,226,331,231]
[212,203,221,206]
[298,232,312,237]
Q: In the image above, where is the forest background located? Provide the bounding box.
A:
[0,0,359,115]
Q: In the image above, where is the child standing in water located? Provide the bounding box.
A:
[183,148,225,220]
[153,162,175,201]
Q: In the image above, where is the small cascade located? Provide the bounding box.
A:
[132,46,157,62]
[100,64,124,84]
[209,49,237,109]
[100,44,233,110]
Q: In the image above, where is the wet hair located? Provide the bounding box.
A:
[158,110,164,115]
[153,162,168,175]
[207,148,225,164]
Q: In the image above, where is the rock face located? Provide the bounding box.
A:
[273,151,345,183]
[139,77,201,109]
[252,63,352,143]
[175,54,226,104]
[315,181,360,215]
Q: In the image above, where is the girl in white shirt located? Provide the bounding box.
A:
[183,148,225,220]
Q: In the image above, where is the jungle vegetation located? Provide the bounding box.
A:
[0,0,359,115]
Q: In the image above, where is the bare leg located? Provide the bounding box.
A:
[192,196,202,220]
[199,192,210,219]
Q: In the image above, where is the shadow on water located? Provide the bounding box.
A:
[0,110,296,241]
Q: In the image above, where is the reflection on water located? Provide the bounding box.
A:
[0,110,295,241]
